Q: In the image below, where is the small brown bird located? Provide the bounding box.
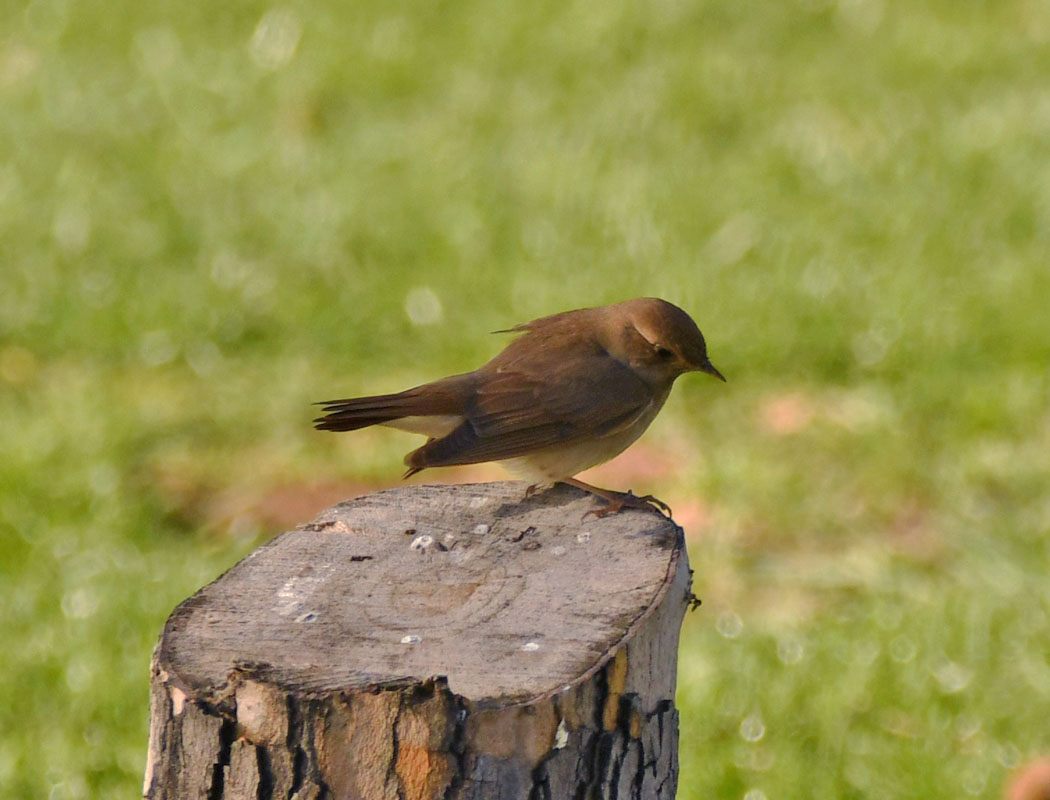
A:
[315,298,724,516]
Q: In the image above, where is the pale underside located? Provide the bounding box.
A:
[385,415,462,437]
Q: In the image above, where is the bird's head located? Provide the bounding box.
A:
[607,298,725,385]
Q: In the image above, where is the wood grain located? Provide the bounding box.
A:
[144,481,691,799]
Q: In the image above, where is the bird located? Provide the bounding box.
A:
[314,297,725,517]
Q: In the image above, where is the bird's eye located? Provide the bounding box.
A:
[654,346,675,360]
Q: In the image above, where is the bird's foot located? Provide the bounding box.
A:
[560,478,672,519]
[583,490,672,519]
[524,483,542,499]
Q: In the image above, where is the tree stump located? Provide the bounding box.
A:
[144,481,692,800]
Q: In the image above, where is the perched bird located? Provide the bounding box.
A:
[314,298,724,516]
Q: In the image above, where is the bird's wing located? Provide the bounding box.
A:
[404,353,653,471]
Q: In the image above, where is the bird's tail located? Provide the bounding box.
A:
[313,391,422,432]
[313,374,474,434]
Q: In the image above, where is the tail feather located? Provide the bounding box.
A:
[314,375,474,433]
[313,391,422,432]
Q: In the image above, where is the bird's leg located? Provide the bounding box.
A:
[524,483,542,498]
[560,477,673,519]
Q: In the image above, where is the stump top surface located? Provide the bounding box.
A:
[159,482,683,706]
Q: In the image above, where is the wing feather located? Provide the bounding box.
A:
[405,353,652,470]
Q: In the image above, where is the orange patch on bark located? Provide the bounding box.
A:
[396,745,453,800]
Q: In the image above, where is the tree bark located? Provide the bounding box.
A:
[144,481,692,799]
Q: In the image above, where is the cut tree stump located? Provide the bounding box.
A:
[144,481,693,800]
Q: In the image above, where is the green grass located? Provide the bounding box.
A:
[2,0,1049,796]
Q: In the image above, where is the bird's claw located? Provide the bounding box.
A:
[582,505,618,520]
[632,492,672,516]
[582,490,673,520]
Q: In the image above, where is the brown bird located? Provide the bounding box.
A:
[314,298,725,516]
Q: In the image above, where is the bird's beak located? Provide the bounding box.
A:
[698,359,726,382]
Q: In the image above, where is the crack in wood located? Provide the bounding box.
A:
[208,717,236,800]
[254,745,272,800]
[389,696,405,800]
[144,484,689,799]
[441,696,469,800]
[285,697,306,800]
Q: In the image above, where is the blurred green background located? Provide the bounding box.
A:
[3,0,1049,797]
